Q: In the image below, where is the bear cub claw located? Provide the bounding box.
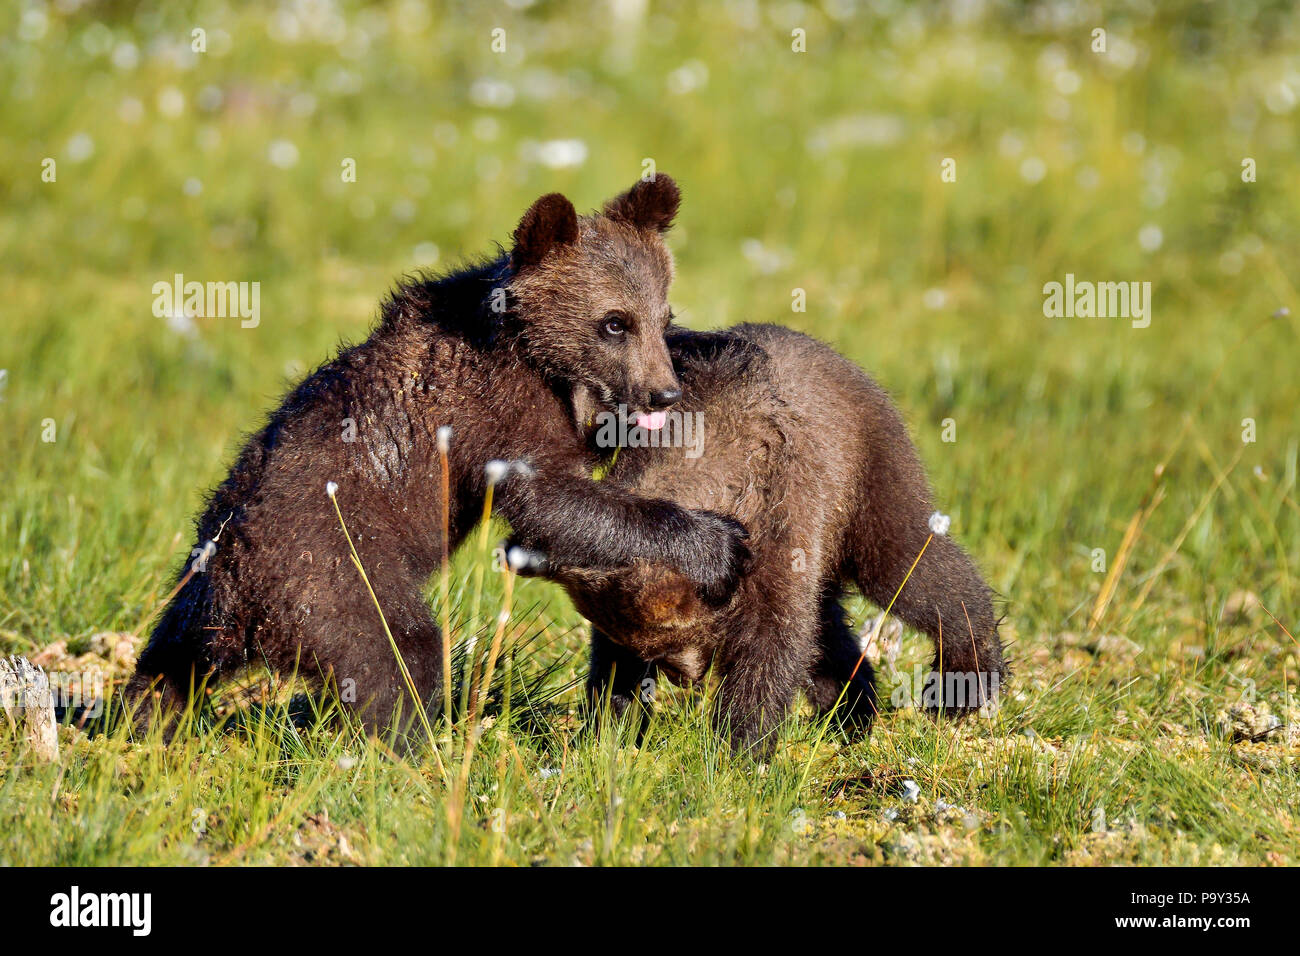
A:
[675,509,752,605]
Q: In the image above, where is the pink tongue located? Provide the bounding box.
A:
[635,411,667,431]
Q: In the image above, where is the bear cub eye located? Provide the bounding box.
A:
[601,313,628,338]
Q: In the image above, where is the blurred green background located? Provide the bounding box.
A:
[3,0,1296,640]
[0,0,1298,865]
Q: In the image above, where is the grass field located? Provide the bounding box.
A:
[1,0,1298,866]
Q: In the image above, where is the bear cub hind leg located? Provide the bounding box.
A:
[585,628,657,743]
[806,590,878,731]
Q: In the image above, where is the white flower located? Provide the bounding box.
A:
[326,481,339,498]
[157,86,185,118]
[900,779,921,803]
[1138,223,1163,252]
[922,287,947,310]
[436,426,452,453]
[469,78,515,109]
[928,511,951,536]
[531,138,588,169]
[1019,156,1047,184]
[267,139,299,169]
[666,60,708,95]
[412,241,439,266]
[66,132,95,163]
[165,306,197,338]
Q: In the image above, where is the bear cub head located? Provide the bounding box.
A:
[508,175,683,434]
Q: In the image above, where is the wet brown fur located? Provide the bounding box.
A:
[126,175,750,737]
[543,324,1008,754]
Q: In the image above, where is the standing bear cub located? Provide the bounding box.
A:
[128,175,750,735]
[531,324,1007,754]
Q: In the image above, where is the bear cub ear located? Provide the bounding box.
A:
[603,173,681,234]
[511,192,580,271]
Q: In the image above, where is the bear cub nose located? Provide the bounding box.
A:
[647,387,682,410]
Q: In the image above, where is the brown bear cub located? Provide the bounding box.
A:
[127,175,750,735]
[532,323,1007,754]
